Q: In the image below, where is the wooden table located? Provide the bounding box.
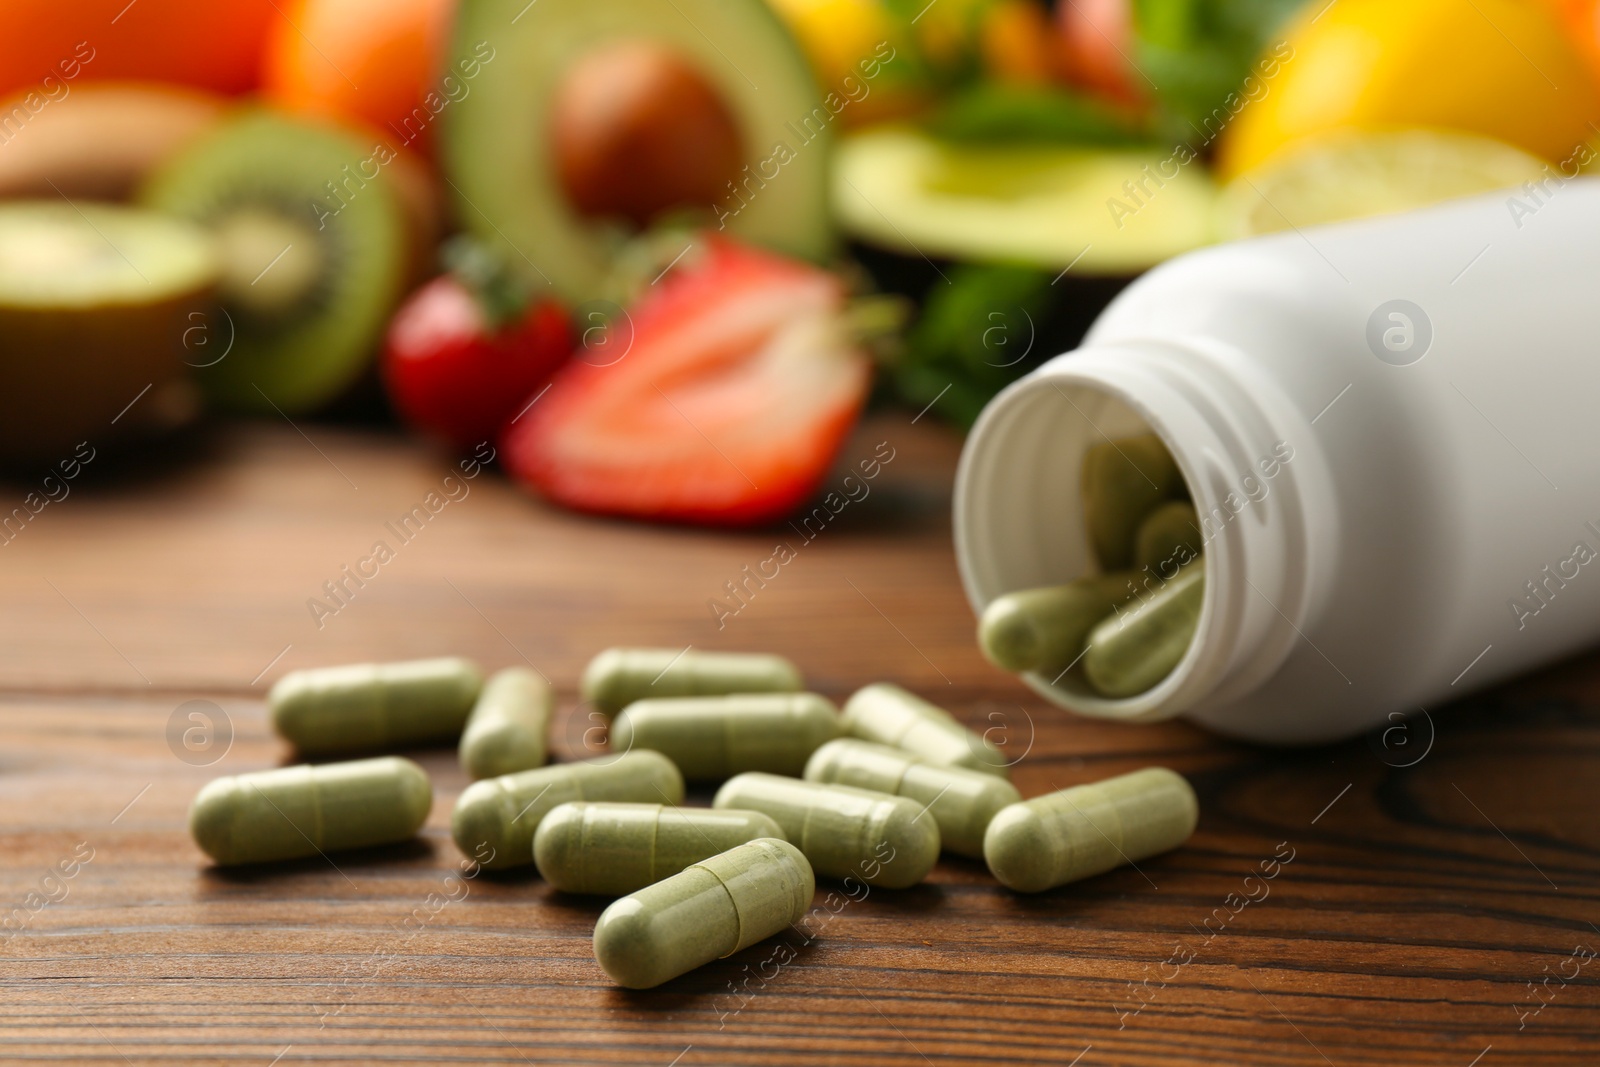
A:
[2,413,1596,1066]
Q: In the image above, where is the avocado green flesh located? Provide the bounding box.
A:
[835,127,1219,275]
[140,110,406,414]
[443,0,834,304]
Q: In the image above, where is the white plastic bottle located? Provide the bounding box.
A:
[955,180,1600,744]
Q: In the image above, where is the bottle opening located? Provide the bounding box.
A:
[956,372,1208,721]
[958,341,1324,730]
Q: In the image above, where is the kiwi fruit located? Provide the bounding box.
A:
[0,82,227,202]
[0,201,217,463]
[139,109,408,413]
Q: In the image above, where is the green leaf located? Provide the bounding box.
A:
[927,84,1155,146]
[441,234,534,330]
[1131,0,1305,133]
[895,262,1057,427]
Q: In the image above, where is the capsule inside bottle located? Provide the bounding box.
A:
[974,423,1206,705]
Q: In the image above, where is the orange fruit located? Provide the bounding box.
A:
[262,0,456,155]
[1540,0,1600,75]
[0,0,276,98]
[1219,0,1600,177]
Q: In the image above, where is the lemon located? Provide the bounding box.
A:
[1218,128,1552,238]
[835,126,1217,273]
[1218,0,1600,178]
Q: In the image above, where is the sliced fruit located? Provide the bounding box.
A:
[502,236,871,525]
[262,0,448,262]
[443,0,833,304]
[1219,128,1551,239]
[261,0,457,156]
[0,202,216,462]
[0,0,275,99]
[1218,0,1600,178]
[0,82,226,201]
[384,248,571,451]
[835,126,1215,274]
[139,110,409,413]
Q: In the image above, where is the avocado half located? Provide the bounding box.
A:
[442,0,835,303]
[835,126,1219,275]
[0,202,217,463]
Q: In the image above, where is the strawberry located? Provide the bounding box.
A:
[384,242,571,451]
[501,236,872,525]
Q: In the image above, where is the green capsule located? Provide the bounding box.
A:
[1081,433,1184,570]
[1082,562,1205,698]
[534,802,787,895]
[189,756,432,866]
[609,693,840,780]
[1134,501,1201,572]
[802,739,1021,859]
[269,657,483,755]
[458,667,552,780]
[977,573,1132,674]
[580,648,802,715]
[840,683,1008,778]
[712,772,940,889]
[451,749,684,870]
[594,837,814,989]
[984,767,1198,892]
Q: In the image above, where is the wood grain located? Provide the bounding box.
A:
[0,414,1596,1065]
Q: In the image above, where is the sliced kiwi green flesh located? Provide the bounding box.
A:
[443,0,833,304]
[140,110,407,413]
[0,201,216,463]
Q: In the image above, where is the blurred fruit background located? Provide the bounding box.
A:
[2,0,1597,523]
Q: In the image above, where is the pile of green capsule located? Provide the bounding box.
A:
[978,432,1205,698]
[186,647,1198,990]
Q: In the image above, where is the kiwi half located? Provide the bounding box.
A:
[0,82,227,202]
[139,110,407,413]
[0,201,216,463]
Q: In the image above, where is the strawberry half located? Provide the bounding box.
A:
[502,236,872,525]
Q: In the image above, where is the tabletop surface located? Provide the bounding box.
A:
[1,413,1596,1066]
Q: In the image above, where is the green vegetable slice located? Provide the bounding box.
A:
[836,126,1217,274]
